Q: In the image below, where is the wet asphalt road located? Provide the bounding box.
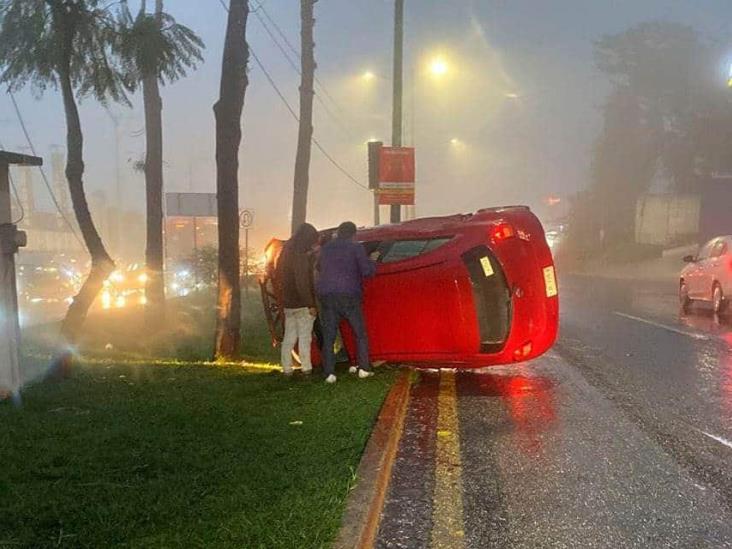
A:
[376,274,732,548]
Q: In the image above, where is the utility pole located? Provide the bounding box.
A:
[0,151,34,402]
[368,140,382,226]
[391,0,404,224]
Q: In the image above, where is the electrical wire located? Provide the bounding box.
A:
[217,0,369,192]
[252,7,358,141]
[259,3,346,115]
[7,92,85,247]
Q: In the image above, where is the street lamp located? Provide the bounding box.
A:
[429,56,449,77]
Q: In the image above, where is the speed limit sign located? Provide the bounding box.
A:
[240,209,254,228]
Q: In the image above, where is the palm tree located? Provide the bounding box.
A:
[290,0,317,234]
[0,0,127,356]
[214,0,249,359]
[116,0,203,327]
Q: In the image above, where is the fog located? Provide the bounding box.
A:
[2,0,730,257]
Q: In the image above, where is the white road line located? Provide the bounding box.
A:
[613,312,710,341]
[699,430,732,450]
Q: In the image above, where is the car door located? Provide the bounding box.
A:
[711,239,730,297]
[696,239,720,300]
[688,239,715,298]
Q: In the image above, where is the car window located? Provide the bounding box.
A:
[378,237,452,263]
[697,240,717,260]
[711,241,726,258]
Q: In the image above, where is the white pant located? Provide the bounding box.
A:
[281,307,316,373]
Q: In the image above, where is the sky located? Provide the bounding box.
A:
[2,0,732,255]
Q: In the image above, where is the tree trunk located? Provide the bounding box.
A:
[290,0,316,234]
[213,0,249,359]
[56,31,115,364]
[143,0,166,328]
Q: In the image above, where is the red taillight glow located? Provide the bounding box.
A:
[513,341,533,360]
[490,222,516,242]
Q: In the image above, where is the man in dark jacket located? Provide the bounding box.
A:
[317,221,376,383]
[279,223,319,375]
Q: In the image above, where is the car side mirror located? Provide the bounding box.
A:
[683,255,696,263]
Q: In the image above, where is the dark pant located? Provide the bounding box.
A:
[319,294,371,376]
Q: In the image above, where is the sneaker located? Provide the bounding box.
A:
[349,366,358,375]
[301,368,313,375]
[283,369,293,377]
[358,369,374,379]
[325,374,337,384]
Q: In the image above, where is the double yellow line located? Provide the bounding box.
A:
[431,370,465,549]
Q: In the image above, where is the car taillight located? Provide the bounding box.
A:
[490,222,516,242]
[513,341,533,361]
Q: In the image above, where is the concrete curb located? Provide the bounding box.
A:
[333,369,412,549]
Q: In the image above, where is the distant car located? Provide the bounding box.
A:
[680,236,732,315]
[260,206,559,368]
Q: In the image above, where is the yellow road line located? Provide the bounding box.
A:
[431,370,465,549]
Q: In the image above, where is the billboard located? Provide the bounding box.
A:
[165,192,217,217]
[378,147,415,206]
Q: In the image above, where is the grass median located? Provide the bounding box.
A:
[2,294,397,548]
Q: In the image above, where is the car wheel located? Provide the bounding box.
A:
[712,283,726,315]
[679,281,691,313]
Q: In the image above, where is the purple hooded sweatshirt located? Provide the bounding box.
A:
[316,237,376,298]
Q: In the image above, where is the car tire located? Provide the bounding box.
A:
[679,281,691,314]
[712,283,727,315]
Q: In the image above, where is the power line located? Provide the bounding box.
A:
[217,0,369,192]
[249,47,369,191]
[258,3,353,126]
[252,6,358,141]
[0,139,26,224]
[7,91,85,247]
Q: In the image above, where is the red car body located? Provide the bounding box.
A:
[261,206,558,368]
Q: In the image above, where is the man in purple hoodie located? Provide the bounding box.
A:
[316,221,376,383]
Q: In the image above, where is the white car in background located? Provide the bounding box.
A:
[680,236,732,315]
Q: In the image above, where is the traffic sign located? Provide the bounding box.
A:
[240,209,254,228]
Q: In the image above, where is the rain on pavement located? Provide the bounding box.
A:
[376,273,732,548]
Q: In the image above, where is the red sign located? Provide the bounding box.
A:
[378,147,415,205]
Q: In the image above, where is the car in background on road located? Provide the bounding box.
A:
[260,206,559,368]
[680,235,732,315]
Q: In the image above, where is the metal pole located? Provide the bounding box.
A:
[373,191,380,226]
[192,216,198,288]
[244,227,249,298]
[391,0,404,224]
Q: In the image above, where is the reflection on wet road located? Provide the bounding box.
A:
[376,274,732,548]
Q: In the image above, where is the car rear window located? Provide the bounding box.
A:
[462,246,512,353]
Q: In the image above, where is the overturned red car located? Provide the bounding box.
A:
[260,206,558,368]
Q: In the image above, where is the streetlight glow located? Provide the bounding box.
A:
[429,57,449,77]
[362,70,375,81]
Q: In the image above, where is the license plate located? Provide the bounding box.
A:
[543,266,557,297]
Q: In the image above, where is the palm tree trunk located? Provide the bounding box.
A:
[213,0,249,359]
[143,0,166,327]
[57,42,115,350]
[291,0,316,234]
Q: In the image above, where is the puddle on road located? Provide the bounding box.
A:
[457,370,557,456]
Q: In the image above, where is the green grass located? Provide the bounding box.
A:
[3,293,398,547]
[21,292,280,367]
[0,361,397,548]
